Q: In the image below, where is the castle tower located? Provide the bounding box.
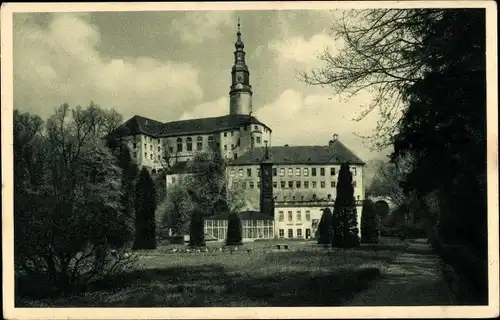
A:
[229,19,253,116]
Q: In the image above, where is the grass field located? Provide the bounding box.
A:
[16,239,408,307]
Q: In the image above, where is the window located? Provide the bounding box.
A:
[320,168,325,176]
[145,152,147,158]
[144,143,147,149]
[330,167,336,175]
[297,229,302,238]
[304,181,309,188]
[273,168,277,176]
[257,168,261,176]
[321,181,326,188]
[244,126,248,131]
[230,169,235,177]
[273,181,277,188]
[288,181,293,189]
[158,139,160,144]
[288,211,293,222]
[279,229,284,238]
[238,169,243,177]
[242,182,247,189]
[254,125,258,130]
[279,211,284,221]
[296,168,301,176]
[297,211,302,221]
[224,132,227,137]
[150,144,153,151]
[224,145,227,151]
[150,154,153,160]
[304,168,309,176]
[312,168,317,176]
[196,136,203,151]
[234,153,238,159]
[305,211,311,221]
[133,143,137,149]
[353,181,357,187]
[352,167,357,176]
[288,229,293,238]
[176,138,182,152]
[249,181,254,188]
[280,181,285,188]
[288,168,293,176]
[231,131,234,136]
[312,194,317,200]
[256,136,261,144]
[257,182,261,188]
[296,181,301,188]
[231,144,234,149]
[312,181,317,188]
[158,155,161,160]
[247,168,252,177]
[331,181,336,188]
[169,146,173,153]
[280,168,285,177]
[158,146,160,152]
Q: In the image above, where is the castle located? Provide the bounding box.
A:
[111,22,365,241]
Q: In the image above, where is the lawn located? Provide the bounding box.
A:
[16,239,407,307]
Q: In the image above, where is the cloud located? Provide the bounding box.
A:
[255,89,381,162]
[172,11,234,44]
[13,13,203,121]
[268,33,336,66]
[179,96,228,120]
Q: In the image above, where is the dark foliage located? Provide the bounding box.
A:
[189,208,206,247]
[361,200,379,243]
[133,168,157,250]
[332,163,360,248]
[226,212,243,245]
[317,208,333,245]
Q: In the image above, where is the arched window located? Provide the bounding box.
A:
[208,135,214,149]
[186,137,192,151]
[176,138,183,152]
[196,136,203,151]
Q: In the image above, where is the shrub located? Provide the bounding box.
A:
[226,212,243,245]
[189,208,206,247]
[332,163,360,248]
[317,208,333,244]
[133,168,157,250]
[361,199,379,243]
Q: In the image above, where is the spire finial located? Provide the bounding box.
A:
[237,17,241,33]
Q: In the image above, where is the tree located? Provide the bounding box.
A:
[134,167,157,250]
[113,143,139,246]
[184,151,241,217]
[160,184,193,236]
[226,212,243,246]
[189,207,206,247]
[299,9,443,150]
[361,200,378,243]
[14,104,133,290]
[332,163,359,248]
[317,208,333,245]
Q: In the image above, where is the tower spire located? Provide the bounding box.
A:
[229,17,252,116]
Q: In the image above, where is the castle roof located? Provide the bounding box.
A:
[230,140,365,165]
[112,114,271,138]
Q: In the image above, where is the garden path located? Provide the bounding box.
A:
[344,241,456,306]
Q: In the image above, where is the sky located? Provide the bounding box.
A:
[12,9,388,162]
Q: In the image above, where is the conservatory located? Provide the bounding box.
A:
[204,211,275,241]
